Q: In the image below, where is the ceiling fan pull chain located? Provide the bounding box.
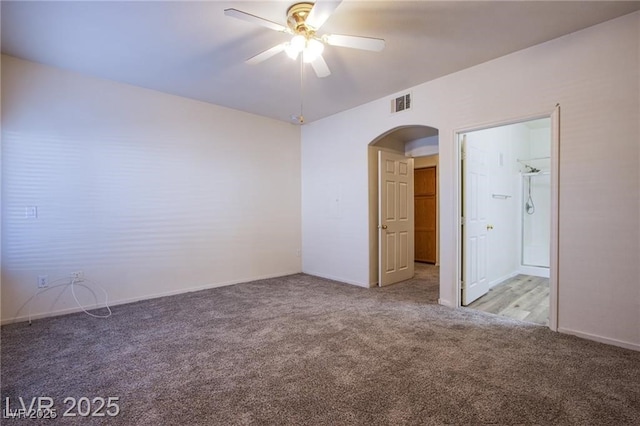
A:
[299,53,305,123]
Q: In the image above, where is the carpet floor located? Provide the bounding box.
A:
[2,264,639,425]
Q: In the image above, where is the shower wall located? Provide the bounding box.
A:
[518,124,551,276]
[522,173,551,268]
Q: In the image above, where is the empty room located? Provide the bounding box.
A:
[1,1,639,424]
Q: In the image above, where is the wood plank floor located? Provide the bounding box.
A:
[467,275,549,326]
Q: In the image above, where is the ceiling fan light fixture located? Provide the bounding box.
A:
[285,45,299,60]
[285,43,300,60]
[290,34,306,51]
[285,34,306,60]
[303,38,324,63]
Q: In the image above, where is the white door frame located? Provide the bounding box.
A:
[453,107,560,331]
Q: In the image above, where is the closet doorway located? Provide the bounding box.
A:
[415,166,437,264]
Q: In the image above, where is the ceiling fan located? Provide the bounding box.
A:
[224,0,385,79]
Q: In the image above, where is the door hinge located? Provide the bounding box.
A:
[460,217,465,225]
[461,135,467,160]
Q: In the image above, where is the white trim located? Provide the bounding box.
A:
[438,298,455,308]
[2,270,302,326]
[519,265,550,278]
[454,129,463,308]
[303,271,370,288]
[558,328,640,352]
[548,106,560,332]
[455,110,554,134]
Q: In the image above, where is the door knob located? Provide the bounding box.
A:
[379,225,388,230]
[486,224,494,230]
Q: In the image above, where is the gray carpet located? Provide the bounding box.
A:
[2,264,639,425]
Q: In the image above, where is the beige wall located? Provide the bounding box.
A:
[1,55,302,323]
[302,12,640,350]
[414,155,438,169]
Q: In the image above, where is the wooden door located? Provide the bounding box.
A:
[414,167,437,263]
[379,151,415,286]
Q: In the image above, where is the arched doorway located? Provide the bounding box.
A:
[367,125,439,286]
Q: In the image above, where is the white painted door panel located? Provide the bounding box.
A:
[379,151,414,286]
[462,136,490,305]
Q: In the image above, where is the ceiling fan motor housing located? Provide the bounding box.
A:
[287,2,315,35]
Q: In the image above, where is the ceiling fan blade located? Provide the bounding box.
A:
[306,0,342,30]
[224,8,288,33]
[246,43,287,65]
[310,55,331,78]
[325,34,385,52]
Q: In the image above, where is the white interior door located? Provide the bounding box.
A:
[379,151,414,287]
[461,135,491,304]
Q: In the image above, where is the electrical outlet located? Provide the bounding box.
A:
[38,275,48,288]
[71,271,84,282]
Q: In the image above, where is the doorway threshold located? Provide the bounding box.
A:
[466,275,549,326]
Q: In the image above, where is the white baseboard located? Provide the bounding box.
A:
[519,265,550,278]
[302,270,369,288]
[2,270,302,326]
[558,327,640,352]
[438,298,455,308]
[489,271,519,289]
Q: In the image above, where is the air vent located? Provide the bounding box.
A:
[391,92,411,114]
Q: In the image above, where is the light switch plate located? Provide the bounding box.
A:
[25,206,38,219]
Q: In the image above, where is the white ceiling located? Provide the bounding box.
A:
[3,1,639,124]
